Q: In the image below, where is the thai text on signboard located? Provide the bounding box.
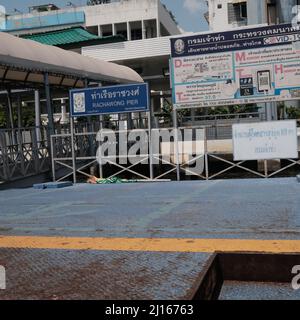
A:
[170,24,300,107]
[70,83,149,117]
[232,120,298,161]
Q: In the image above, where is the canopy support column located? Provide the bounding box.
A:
[6,88,17,146]
[17,95,22,129]
[35,90,42,144]
[44,73,54,135]
[44,73,55,180]
[6,89,14,130]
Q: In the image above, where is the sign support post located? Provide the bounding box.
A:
[173,106,180,181]
[204,128,209,180]
[148,110,154,180]
[98,115,103,179]
[70,116,77,184]
[264,159,268,178]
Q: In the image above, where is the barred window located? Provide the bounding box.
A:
[228,2,248,24]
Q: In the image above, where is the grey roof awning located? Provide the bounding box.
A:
[0,31,143,88]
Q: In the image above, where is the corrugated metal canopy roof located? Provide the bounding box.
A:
[22,28,100,45]
[0,31,143,87]
[21,28,124,47]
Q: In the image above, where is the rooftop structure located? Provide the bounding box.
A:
[21,27,125,52]
[207,0,297,31]
[29,4,60,13]
[3,0,181,39]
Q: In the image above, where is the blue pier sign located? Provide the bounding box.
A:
[70,83,149,117]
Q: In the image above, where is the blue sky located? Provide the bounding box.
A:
[0,0,208,32]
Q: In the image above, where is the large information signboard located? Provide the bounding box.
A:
[170,24,300,107]
[232,120,298,161]
[70,83,149,117]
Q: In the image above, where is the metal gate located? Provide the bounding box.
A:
[51,125,300,182]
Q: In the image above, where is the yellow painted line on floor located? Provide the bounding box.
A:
[0,236,300,253]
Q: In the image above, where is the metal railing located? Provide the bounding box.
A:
[181,112,266,140]
[51,125,300,182]
[0,127,50,181]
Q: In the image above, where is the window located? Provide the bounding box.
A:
[267,3,277,25]
[131,28,142,40]
[217,4,222,9]
[240,2,247,19]
[228,2,248,24]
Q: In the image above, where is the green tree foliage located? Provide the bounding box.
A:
[22,106,36,127]
[0,104,35,129]
[0,107,6,128]
[208,104,258,115]
[286,106,300,119]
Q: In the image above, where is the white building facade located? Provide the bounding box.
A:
[5,0,181,39]
[84,0,180,40]
[208,0,297,32]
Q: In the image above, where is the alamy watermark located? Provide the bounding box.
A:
[95,128,205,176]
[292,265,300,291]
[0,265,5,290]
